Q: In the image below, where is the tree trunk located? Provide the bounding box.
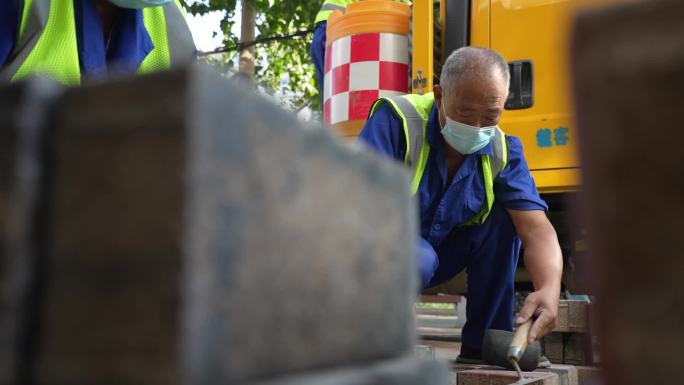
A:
[239,0,256,77]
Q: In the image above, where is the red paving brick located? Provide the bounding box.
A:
[458,368,560,385]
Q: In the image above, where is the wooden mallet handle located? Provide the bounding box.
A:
[507,318,534,362]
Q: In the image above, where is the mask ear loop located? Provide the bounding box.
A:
[440,97,451,128]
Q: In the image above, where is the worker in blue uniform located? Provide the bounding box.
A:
[0,0,195,85]
[310,1,333,95]
[358,47,563,364]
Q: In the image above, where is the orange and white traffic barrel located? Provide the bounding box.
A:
[324,0,411,138]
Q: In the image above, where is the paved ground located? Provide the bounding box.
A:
[419,339,462,361]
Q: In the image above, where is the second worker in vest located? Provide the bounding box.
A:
[0,0,196,85]
[358,47,563,364]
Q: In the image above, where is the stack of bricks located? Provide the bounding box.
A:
[541,300,595,366]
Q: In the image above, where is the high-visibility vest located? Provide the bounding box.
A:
[369,92,508,226]
[315,0,411,25]
[0,0,195,85]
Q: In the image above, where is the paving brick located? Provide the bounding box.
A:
[450,363,486,385]
[553,300,590,333]
[542,333,593,366]
[451,362,488,383]
[563,334,592,366]
[539,364,578,385]
[575,366,602,385]
[573,1,684,384]
[12,65,422,384]
[452,363,488,372]
[542,333,563,364]
[457,368,559,385]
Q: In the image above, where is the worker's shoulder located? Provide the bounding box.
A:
[368,100,404,124]
[503,134,522,147]
[501,134,530,162]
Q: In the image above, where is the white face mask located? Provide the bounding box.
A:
[108,0,172,8]
[440,98,496,155]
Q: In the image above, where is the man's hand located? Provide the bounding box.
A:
[515,287,559,343]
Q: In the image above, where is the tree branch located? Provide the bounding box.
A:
[197,29,314,57]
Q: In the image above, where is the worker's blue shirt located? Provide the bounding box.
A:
[74,0,154,77]
[0,0,20,66]
[0,0,154,78]
[358,102,548,247]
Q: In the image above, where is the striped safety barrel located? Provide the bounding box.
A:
[324,0,411,138]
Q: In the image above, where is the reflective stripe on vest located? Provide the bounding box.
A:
[10,0,80,85]
[2,0,195,85]
[315,0,355,25]
[139,0,196,74]
[321,3,347,12]
[315,0,411,25]
[369,92,508,226]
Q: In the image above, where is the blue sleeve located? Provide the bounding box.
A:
[310,22,326,89]
[418,236,438,289]
[356,102,406,162]
[494,135,548,211]
[0,0,20,67]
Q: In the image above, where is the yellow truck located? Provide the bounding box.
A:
[409,0,620,294]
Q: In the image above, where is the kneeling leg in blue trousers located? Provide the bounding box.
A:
[418,204,521,353]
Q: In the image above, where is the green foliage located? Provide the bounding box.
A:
[416,302,456,310]
[182,0,321,112]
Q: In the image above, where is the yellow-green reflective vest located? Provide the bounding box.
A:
[369,92,508,226]
[1,0,195,85]
[315,0,411,25]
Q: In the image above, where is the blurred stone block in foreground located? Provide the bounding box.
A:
[0,65,448,385]
[0,78,62,384]
[572,1,684,385]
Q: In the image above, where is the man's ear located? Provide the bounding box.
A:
[433,84,443,116]
[434,84,442,102]
[434,84,445,127]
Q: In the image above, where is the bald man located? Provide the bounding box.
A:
[358,47,562,365]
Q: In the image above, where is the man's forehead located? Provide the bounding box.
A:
[448,94,505,107]
[446,81,506,103]
[453,103,503,112]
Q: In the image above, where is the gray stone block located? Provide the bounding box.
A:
[249,355,450,385]
[30,65,418,384]
[0,78,62,384]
